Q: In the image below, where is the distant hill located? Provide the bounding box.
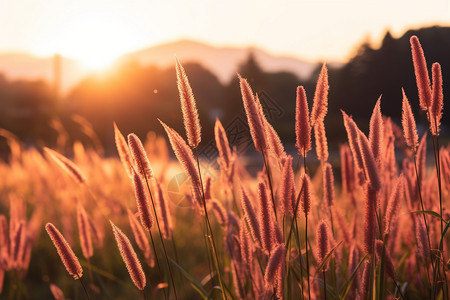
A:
[0,40,327,93]
[118,40,320,83]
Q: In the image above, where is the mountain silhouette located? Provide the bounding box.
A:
[0,40,323,94]
[118,39,320,83]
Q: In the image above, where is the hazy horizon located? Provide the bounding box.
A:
[1,0,449,69]
[0,25,447,64]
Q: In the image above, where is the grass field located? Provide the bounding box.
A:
[0,35,448,300]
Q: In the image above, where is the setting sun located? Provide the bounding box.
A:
[35,15,142,70]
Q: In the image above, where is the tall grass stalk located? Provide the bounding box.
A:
[293,218,304,300]
[261,149,278,220]
[304,210,310,299]
[424,107,447,298]
[412,156,435,269]
[148,231,168,300]
[79,277,91,300]
[193,146,227,300]
[286,179,309,299]
[128,135,177,298]
[143,178,178,299]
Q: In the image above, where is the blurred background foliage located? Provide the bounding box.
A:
[0,26,449,158]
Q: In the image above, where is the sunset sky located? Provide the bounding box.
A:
[1,0,449,68]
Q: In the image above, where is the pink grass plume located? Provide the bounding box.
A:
[342,111,365,172]
[114,122,133,178]
[410,35,432,111]
[258,182,274,253]
[368,97,383,163]
[383,117,398,177]
[311,64,329,125]
[279,155,294,216]
[110,221,146,290]
[45,223,83,280]
[241,186,261,246]
[414,216,430,260]
[10,220,26,269]
[127,209,151,255]
[299,174,312,218]
[210,200,228,227]
[314,121,329,162]
[340,145,354,194]
[50,284,65,300]
[127,133,153,180]
[0,215,8,268]
[203,176,212,203]
[131,169,153,231]
[239,219,253,269]
[323,163,335,208]
[175,59,202,148]
[264,243,286,289]
[431,62,443,135]
[76,203,93,259]
[214,119,232,171]
[383,175,404,235]
[358,131,381,191]
[239,74,266,152]
[316,220,330,269]
[44,147,86,184]
[264,118,286,160]
[401,89,419,153]
[159,120,203,204]
[295,86,312,156]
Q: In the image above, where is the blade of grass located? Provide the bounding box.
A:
[339,254,369,299]
[315,278,337,299]
[168,257,209,299]
[314,241,343,277]
[410,210,448,224]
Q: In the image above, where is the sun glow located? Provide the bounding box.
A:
[36,15,142,71]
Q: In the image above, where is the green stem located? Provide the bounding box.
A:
[305,214,311,300]
[425,109,444,298]
[294,218,305,300]
[194,147,227,300]
[143,177,177,300]
[131,140,176,299]
[148,231,168,300]
[412,156,435,281]
[79,277,91,300]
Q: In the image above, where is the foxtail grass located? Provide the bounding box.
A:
[110,221,147,292]
[46,223,89,299]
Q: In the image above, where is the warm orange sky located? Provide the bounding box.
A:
[1,0,449,68]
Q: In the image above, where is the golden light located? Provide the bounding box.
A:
[37,14,141,71]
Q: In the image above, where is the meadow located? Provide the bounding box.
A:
[0,35,448,299]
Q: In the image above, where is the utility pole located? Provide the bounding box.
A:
[53,53,61,100]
